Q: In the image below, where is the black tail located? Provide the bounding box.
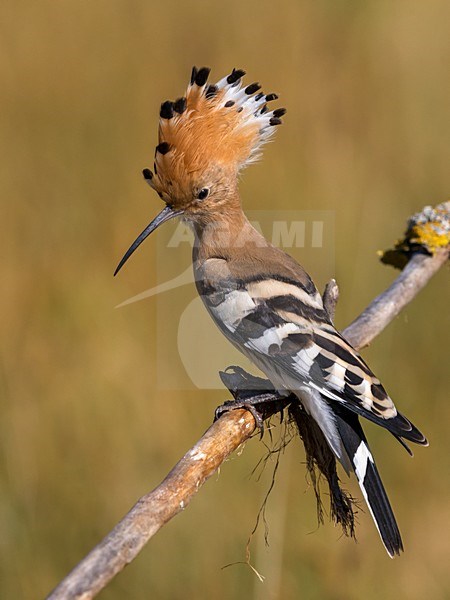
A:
[334,408,403,557]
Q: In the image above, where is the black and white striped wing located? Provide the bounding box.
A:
[202,275,427,447]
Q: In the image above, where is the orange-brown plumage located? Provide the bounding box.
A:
[146,66,285,216]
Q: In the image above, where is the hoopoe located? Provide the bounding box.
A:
[115,66,428,557]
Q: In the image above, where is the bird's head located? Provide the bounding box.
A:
[115,66,285,274]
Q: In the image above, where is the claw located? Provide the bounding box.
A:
[214,399,265,436]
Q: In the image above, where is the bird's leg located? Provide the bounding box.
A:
[214,392,281,431]
[216,366,293,433]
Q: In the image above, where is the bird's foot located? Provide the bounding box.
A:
[214,398,267,433]
[216,366,293,436]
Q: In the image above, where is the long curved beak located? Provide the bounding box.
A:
[114,205,182,276]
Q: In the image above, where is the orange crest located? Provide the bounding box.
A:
[143,67,285,197]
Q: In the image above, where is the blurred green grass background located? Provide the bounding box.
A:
[1,1,449,598]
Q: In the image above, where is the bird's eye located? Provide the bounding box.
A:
[197,188,210,200]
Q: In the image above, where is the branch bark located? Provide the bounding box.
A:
[47,408,256,600]
[47,230,448,600]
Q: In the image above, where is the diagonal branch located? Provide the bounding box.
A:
[47,408,257,600]
[47,205,449,600]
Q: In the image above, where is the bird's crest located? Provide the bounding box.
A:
[144,67,285,195]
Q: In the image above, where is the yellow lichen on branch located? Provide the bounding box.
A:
[380,201,450,269]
